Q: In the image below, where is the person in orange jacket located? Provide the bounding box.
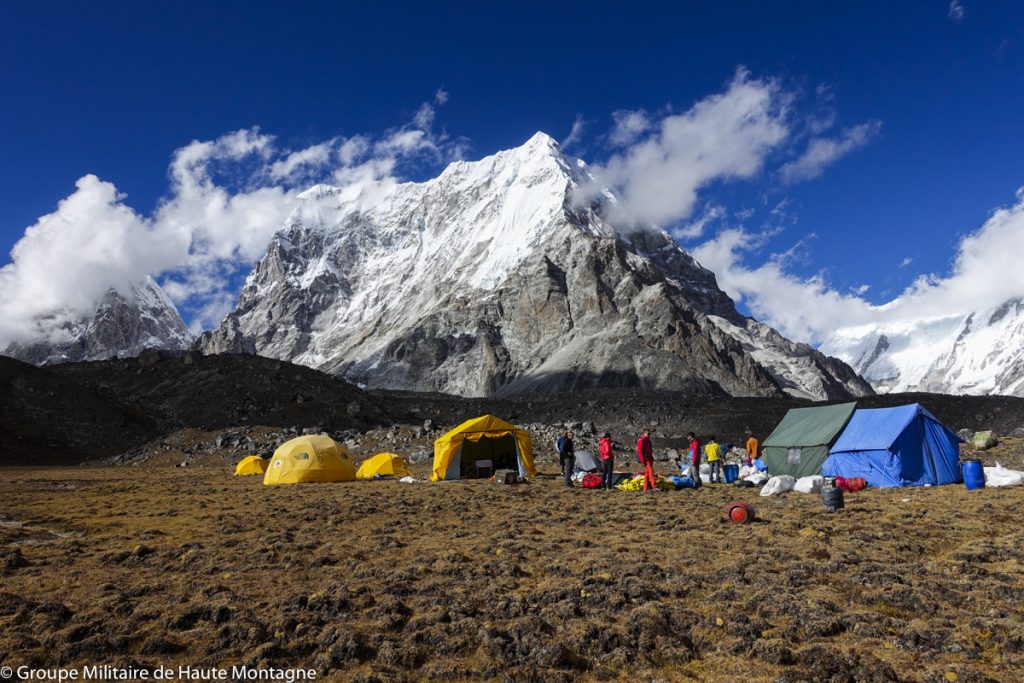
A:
[636,430,656,491]
[745,430,760,467]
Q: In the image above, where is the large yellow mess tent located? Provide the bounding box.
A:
[234,455,268,476]
[263,435,356,485]
[356,452,411,479]
[432,415,535,481]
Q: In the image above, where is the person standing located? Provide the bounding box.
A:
[557,431,576,488]
[637,430,656,491]
[705,435,722,483]
[686,431,702,485]
[599,433,615,489]
[745,430,760,467]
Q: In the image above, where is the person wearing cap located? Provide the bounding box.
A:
[636,429,656,491]
[598,432,615,489]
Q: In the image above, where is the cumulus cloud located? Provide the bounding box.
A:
[779,120,882,184]
[581,69,791,227]
[948,0,965,22]
[0,175,190,343]
[269,141,335,180]
[691,189,1024,345]
[0,93,458,345]
[673,203,725,240]
[608,109,651,147]
[561,115,586,150]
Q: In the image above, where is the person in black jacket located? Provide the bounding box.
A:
[556,431,575,488]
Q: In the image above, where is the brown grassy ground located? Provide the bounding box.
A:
[3,451,1024,682]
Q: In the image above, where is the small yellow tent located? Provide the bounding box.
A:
[234,455,268,476]
[432,415,535,481]
[356,452,412,479]
[263,435,356,485]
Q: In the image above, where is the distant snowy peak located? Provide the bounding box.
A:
[3,278,192,366]
[201,131,870,400]
[822,298,1024,397]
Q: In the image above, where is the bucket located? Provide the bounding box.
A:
[821,484,844,512]
[723,463,739,483]
[961,459,985,490]
[727,501,755,524]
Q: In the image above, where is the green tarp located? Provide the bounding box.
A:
[762,402,857,478]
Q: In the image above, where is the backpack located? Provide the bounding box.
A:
[581,473,604,488]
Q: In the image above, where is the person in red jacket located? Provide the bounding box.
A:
[599,433,615,489]
[637,430,656,491]
[687,432,702,486]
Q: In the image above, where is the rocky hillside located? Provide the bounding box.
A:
[200,132,872,401]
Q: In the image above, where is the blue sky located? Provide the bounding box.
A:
[2,1,1023,343]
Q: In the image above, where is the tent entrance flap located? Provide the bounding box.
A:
[459,435,518,475]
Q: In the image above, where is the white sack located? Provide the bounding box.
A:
[794,475,824,494]
[760,475,796,497]
[983,463,1024,487]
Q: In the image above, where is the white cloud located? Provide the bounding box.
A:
[269,141,335,180]
[0,175,191,344]
[691,189,1024,346]
[582,69,791,227]
[608,109,651,147]
[434,88,449,105]
[561,115,585,149]
[948,0,965,22]
[899,256,914,268]
[779,120,882,184]
[0,93,458,347]
[673,203,724,240]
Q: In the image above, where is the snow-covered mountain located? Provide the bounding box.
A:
[3,277,192,365]
[822,298,1024,397]
[198,132,871,399]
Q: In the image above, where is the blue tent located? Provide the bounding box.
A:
[822,404,962,487]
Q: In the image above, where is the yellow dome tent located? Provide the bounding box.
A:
[356,452,412,479]
[263,435,356,485]
[432,415,535,481]
[234,455,268,476]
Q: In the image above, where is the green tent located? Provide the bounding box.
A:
[762,402,857,478]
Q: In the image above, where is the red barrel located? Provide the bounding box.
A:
[728,501,756,524]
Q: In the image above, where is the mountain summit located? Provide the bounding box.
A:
[199,133,871,399]
[4,277,191,365]
[823,298,1024,397]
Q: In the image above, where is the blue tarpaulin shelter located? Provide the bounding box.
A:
[822,404,962,487]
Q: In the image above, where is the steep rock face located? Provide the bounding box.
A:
[823,298,1024,397]
[201,132,870,400]
[4,277,192,365]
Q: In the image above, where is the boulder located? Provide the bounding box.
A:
[973,431,998,450]
[409,449,431,464]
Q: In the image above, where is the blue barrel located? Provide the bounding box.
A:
[723,463,739,484]
[961,459,985,490]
